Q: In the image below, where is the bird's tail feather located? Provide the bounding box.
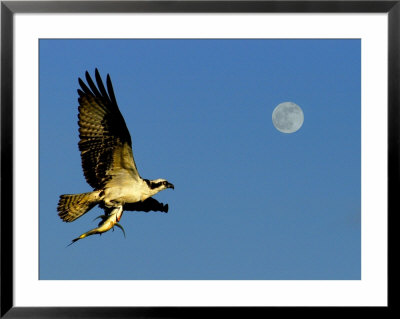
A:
[57,191,101,222]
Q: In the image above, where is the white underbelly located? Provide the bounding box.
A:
[103,179,149,205]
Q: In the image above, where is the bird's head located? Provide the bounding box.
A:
[147,178,174,192]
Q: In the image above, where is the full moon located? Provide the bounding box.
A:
[272,102,304,133]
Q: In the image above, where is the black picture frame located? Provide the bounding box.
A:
[1,1,395,317]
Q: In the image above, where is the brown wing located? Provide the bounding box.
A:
[77,69,140,189]
[123,197,169,213]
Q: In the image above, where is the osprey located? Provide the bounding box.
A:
[57,69,174,245]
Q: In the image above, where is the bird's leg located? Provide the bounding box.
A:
[104,200,124,222]
[116,207,123,222]
[67,206,124,246]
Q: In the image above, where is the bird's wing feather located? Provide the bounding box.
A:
[123,197,169,213]
[77,69,140,189]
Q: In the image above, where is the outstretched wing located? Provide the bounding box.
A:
[77,69,140,189]
[123,197,169,213]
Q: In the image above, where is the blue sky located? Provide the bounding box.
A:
[39,39,360,280]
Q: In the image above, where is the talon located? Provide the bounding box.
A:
[93,215,106,222]
[115,223,126,238]
[93,215,107,226]
[66,207,125,246]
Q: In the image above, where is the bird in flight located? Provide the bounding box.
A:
[57,69,174,245]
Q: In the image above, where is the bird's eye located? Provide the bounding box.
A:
[163,181,167,185]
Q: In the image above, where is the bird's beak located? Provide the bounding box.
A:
[167,182,174,190]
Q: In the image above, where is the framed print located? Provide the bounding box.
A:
[1,0,395,317]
